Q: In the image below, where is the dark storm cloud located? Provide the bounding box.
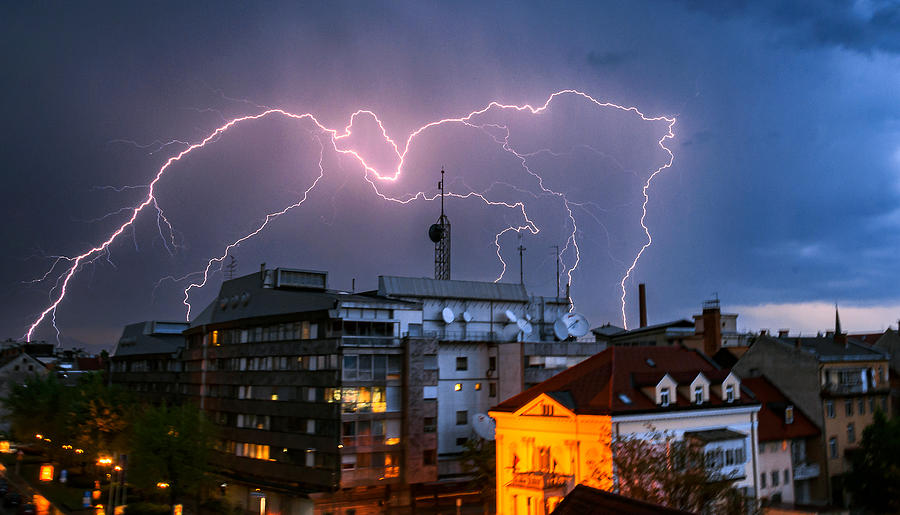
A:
[675,0,900,53]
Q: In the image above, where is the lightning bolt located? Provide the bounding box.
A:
[23,90,675,341]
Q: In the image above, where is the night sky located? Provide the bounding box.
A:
[3,1,900,351]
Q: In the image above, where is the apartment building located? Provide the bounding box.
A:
[110,321,188,404]
[733,333,891,506]
[489,347,761,515]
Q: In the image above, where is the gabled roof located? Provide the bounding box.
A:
[742,376,819,442]
[851,331,887,346]
[377,275,531,302]
[492,347,757,415]
[768,335,889,362]
[550,484,697,515]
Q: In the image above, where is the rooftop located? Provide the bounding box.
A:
[767,335,889,362]
[114,321,189,357]
[741,376,819,442]
[492,347,757,415]
[378,275,532,302]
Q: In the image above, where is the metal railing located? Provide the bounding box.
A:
[793,463,820,481]
[507,471,573,491]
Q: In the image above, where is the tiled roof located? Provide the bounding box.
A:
[768,335,889,361]
[741,376,819,442]
[492,347,757,415]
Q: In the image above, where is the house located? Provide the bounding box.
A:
[741,376,820,505]
[489,347,761,515]
[733,327,891,506]
[0,350,49,433]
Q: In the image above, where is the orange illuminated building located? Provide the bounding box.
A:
[490,347,761,515]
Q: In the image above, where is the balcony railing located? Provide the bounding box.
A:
[508,471,573,491]
[793,463,820,481]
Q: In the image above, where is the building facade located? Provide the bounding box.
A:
[490,347,761,515]
[110,321,188,404]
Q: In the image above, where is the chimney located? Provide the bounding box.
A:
[639,283,648,328]
[778,329,789,338]
[760,329,769,336]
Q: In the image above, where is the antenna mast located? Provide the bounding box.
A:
[429,168,451,280]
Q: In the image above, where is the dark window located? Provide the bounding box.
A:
[456,410,468,425]
[760,472,766,489]
[424,355,438,370]
[771,470,778,486]
[456,357,468,371]
[826,401,835,418]
[847,423,855,444]
[489,383,497,397]
[784,469,790,484]
[489,356,497,370]
[858,398,865,415]
[869,397,876,413]
[829,437,838,458]
[423,417,436,433]
[456,437,468,446]
[845,399,853,416]
[882,396,888,412]
[423,449,436,465]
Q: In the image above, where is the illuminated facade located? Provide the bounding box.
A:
[490,347,761,515]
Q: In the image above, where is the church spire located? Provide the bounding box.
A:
[835,304,842,335]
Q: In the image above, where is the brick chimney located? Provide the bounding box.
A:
[701,300,722,357]
[639,283,648,328]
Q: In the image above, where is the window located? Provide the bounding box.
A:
[423,417,436,433]
[784,469,790,484]
[845,399,853,416]
[660,387,670,407]
[694,386,703,404]
[882,396,888,412]
[785,406,794,424]
[541,404,554,416]
[725,384,734,402]
[489,356,497,371]
[456,437,468,446]
[858,398,865,415]
[771,470,779,486]
[869,397,876,413]
[456,410,468,425]
[456,357,468,371]
[826,400,835,418]
[847,423,855,444]
[424,355,438,370]
[489,383,497,397]
[760,472,767,489]
[423,386,437,399]
[424,449,436,465]
[829,437,838,459]
[475,383,482,391]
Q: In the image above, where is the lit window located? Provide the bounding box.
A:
[210,331,218,345]
[474,383,481,391]
[454,383,462,391]
[785,406,794,424]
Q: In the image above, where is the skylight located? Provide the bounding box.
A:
[618,393,632,404]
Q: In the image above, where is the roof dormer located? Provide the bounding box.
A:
[655,373,677,407]
[721,372,741,403]
[690,372,710,405]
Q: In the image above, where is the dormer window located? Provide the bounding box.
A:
[785,405,794,424]
[694,386,703,404]
[725,384,734,403]
[660,388,670,407]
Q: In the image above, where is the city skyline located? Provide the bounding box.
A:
[3,1,900,351]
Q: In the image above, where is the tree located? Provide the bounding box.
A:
[461,437,496,514]
[128,403,217,505]
[593,429,752,514]
[846,410,900,513]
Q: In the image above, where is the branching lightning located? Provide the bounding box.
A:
[23,90,674,341]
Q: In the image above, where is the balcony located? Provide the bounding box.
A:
[508,471,573,492]
[793,463,820,481]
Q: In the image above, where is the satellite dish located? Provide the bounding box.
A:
[471,413,496,441]
[441,307,455,324]
[518,319,533,336]
[504,309,518,323]
[553,317,569,341]
[462,311,473,323]
[501,323,519,342]
[563,312,590,337]
[428,224,444,243]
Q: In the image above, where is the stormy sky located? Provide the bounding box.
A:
[3,1,900,351]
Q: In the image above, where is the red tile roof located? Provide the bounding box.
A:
[493,347,756,415]
[741,376,819,442]
[850,332,885,346]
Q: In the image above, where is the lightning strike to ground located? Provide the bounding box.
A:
[23,90,675,341]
